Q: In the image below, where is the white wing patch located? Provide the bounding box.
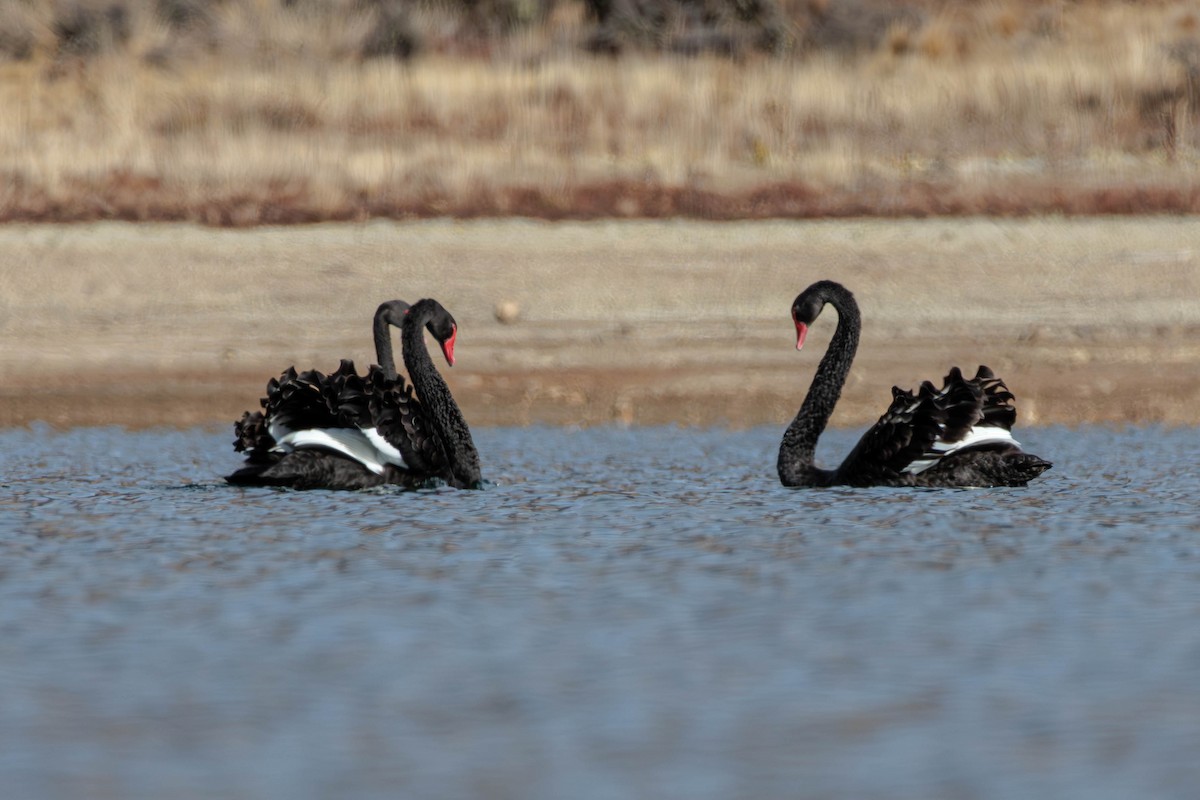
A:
[269,424,406,476]
[904,426,1019,475]
[362,428,405,464]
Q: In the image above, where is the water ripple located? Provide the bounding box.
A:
[0,424,1198,799]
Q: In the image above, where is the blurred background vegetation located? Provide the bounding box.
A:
[0,0,1058,63]
[2,1,1200,222]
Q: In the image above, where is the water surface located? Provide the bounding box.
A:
[1,425,1198,799]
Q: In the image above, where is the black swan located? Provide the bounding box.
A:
[778,281,1051,488]
[227,298,483,491]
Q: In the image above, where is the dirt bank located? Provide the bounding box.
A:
[2,218,1199,430]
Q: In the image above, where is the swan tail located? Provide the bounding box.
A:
[232,410,278,464]
[1009,452,1053,478]
[915,448,1052,487]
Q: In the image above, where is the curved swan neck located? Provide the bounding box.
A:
[373,300,410,381]
[402,300,482,488]
[778,284,861,487]
[373,313,398,381]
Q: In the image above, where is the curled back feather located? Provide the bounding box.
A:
[231,358,453,480]
[366,365,449,477]
[835,365,1019,482]
[232,410,276,463]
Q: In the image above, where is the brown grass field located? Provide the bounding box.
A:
[3,1,1200,222]
[2,217,1199,430]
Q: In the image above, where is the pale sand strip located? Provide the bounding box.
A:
[2,218,1198,428]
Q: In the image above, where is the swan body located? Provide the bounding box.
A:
[227,298,483,491]
[778,280,1051,488]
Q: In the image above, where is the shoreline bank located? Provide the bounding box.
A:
[3,218,1198,429]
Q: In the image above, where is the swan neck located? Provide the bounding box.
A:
[778,291,860,487]
[402,303,482,488]
[373,313,398,381]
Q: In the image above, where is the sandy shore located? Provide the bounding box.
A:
[2,217,1199,430]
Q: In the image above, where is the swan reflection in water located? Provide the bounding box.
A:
[777,280,1051,488]
[227,298,484,491]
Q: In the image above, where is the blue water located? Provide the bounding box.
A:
[1,425,1198,799]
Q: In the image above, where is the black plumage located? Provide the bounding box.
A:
[777,281,1051,488]
[227,298,483,491]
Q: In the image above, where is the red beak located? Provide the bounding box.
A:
[795,321,808,351]
[440,325,457,366]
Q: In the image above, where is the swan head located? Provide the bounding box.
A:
[375,299,411,328]
[407,298,461,367]
[426,307,459,367]
[790,290,827,351]
[791,280,853,351]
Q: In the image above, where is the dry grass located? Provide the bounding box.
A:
[3,1,1200,222]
